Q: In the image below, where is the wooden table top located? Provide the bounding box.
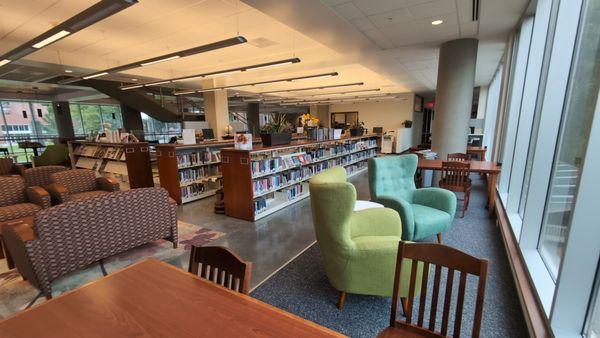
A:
[466,146,487,153]
[0,258,343,338]
[418,159,501,173]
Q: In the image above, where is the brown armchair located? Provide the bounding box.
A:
[3,187,178,297]
[0,158,25,176]
[20,165,68,189]
[47,169,120,204]
[0,176,50,269]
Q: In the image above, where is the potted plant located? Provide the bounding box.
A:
[260,113,293,146]
[349,121,366,137]
[402,120,413,128]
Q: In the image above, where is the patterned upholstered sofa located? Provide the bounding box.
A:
[3,187,178,297]
[20,165,68,189]
[47,168,120,204]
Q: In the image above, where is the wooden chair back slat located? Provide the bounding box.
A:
[428,265,442,331]
[417,261,430,327]
[406,260,419,323]
[386,242,489,338]
[453,272,468,337]
[188,246,253,294]
[440,268,454,336]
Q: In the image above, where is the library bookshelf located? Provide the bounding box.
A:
[221,134,379,221]
[156,141,236,204]
[68,141,154,189]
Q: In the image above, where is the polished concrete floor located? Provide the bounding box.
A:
[174,171,372,291]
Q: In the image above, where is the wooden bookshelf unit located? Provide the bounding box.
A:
[221,135,379,221]
[68,141,154,189]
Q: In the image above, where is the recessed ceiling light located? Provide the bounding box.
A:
[64,69,73,73]
[131,78,138,81]
[431,20,443,26]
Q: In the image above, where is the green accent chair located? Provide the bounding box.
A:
[309,167,422,310]
[33,144,69,167]
[368,155,456,242]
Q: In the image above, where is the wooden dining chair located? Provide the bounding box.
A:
[439,161,472,218]
[188,246,253,294]
[379,242,489,338]
[447,153,472,162]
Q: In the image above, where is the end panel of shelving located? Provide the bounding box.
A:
[222,149,254,221]
[156,145,182,204]
[124,143,154,189]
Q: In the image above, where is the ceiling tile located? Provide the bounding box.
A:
[403,0,438,6]
[353,0,407,16]
[414,13,458,30]
[368,8,413,29]
[332,2,364,20]
[406,0,456,19]
[361,28,394,50]
[460,21,479,36]
[350,16,376,31]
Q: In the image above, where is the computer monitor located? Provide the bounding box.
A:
[202,128,215,140]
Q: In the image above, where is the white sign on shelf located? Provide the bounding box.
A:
[182,129,196,145]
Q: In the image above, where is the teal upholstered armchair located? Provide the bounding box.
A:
[368,155,456,242]
[309,167,422,309]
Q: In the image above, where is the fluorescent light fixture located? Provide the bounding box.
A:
[83,72,108,79]
[173,71,338,96]
[288,73,336,81]
[0,1,137,68]
[0,59,11,67]
[131,78,138,81]
[295,88,381,98]
[146,80,171,86]
[64,69,73,73]
[127,58,301,89]
[120,84,144,90]
[431,20,443,25]
[140,55,180,66]
[32,30,71,48]
[62,36,247,84]
[257,81,363,95]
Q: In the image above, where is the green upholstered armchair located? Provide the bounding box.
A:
[368,155,456,242]
[33,144,69,167]
[309,167,422,310]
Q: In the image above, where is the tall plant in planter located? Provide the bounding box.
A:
[349,121,366,137]
[261,113,293,146]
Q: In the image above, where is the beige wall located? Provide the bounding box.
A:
[329,93,415,133]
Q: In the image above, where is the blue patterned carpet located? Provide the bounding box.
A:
[252,175,529,337]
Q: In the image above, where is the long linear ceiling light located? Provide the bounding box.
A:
[256,82,364,95]
[274,93,399,105]
[259,88,381,103]
[0,0,138,68]
[279,95,401,106]
[173,72,340,96]
[60,36,248,83]
[119,57,301,90]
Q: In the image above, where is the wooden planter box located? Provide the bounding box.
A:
[349,128,365,137]
[260,133,292,146]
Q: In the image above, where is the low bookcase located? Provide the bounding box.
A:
[221,135,379,221]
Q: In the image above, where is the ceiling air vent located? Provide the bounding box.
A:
[472,0,480,21]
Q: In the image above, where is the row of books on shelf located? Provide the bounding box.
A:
[254,183,308,214]
[179,166,221,183]
[181,181,220,200]
[251,142,377,177]
[74,144,125,160]
[252,150,376,196]
[177,149,221,168]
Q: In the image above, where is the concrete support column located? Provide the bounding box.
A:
[120,104,145,141]
[247,102,260,134]
[203,91,229,139]
[431,38,478,159]
[52,101,75,141]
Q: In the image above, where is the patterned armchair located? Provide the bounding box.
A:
[3,187,178,297]
[20,165,68,189]
[47,169,120,204]
[0,158,25,176]
[0,176,50,223]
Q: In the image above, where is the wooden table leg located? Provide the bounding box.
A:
[488,173,497,217]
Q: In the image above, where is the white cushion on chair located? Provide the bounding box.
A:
[354,200,384,211]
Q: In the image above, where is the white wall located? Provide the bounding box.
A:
[329,93,415,133]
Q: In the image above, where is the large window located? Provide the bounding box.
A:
[490,0,600,335]
[141,112,181,143]
[69,103,123,136]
